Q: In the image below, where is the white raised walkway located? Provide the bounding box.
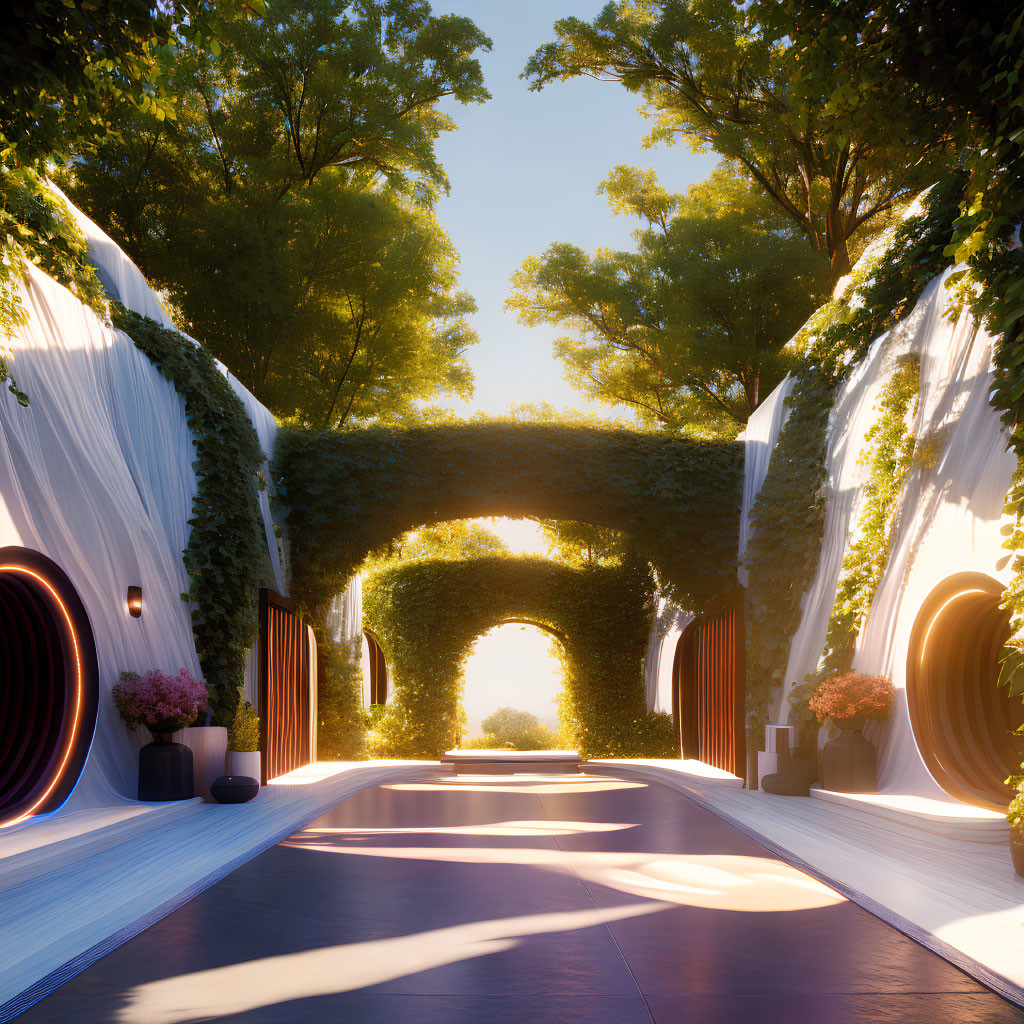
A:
[0,761,432,1022]
[596,759,1024,1010]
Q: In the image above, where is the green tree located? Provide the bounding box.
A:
[524,0,957,282]
[66,0,491,422]
[479,706,555,750]
[508,164,830,435]
[0,1,256,402]
[0,0,254,170]
[536,519,627,567]
[363,520,511,576]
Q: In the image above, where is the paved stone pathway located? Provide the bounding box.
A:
[19,770,1024,1022]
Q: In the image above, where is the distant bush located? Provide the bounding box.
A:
[479,707,558,750]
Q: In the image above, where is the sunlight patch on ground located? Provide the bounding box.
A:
[115,902,665,1024]
[304,819,636,838]
[280,839,845,914]
[383,775,648,795]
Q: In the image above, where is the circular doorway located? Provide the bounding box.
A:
[907,573,1024,810]
[0,547,99,828]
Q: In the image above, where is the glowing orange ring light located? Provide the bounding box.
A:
[0,557,94,829]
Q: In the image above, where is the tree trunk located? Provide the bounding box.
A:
[830,240,852,284]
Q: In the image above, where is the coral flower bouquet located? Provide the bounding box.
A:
[112,669,208,737]
[809,671,894,728]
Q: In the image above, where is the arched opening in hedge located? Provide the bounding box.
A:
[275,422,743,619]
[461,619,564,741]
[907,573,1024,810]
[362,554,677,759]
[362,629,389,705]
[0,547,99,828]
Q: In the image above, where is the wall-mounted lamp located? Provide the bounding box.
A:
[127,586,143,618]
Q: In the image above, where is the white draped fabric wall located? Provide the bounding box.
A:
[738,378,794,584]
[326,576,368,706]
[647,606,693,717]
[744,268,1016,802]
[0,263,204,808]
[0,193,290,812]
[56,186,291,704]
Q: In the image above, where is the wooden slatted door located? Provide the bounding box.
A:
[676,604,745,778]
[259,589,315,783]
[364,630,389,705]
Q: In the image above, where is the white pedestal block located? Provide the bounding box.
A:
[756,751,779,790]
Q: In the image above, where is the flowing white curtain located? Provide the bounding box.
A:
[744,269,1015,800]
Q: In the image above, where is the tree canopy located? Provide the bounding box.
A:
[534,519,628,567]
[363,519,511,576]
[508,164,830,435]
[0,0,254,170]
[66,0,491,424]
[524,0,957,282]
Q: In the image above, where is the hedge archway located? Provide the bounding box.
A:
[362,554,676,759]
[276,422,743,618]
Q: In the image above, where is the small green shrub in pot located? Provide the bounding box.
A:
[228,701,260,752]
[226,700,262,784]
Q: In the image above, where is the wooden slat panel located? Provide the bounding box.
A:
[259,590,313,783]
[685,606,743,778]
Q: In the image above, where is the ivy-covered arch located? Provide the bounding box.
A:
[362,554,676,758]
[276,422,744,617]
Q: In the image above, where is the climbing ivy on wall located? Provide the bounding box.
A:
[979,230,1024,704]
[1,169,107,405]
[276,421,743,622]
[743,172,966,746]
[743,369,835,739]
[362,554,676,759]
[112,304,267,724]
[817,356,920,677]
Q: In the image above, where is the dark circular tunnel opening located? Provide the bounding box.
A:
[0,547,98,828]
[907,573,1024,810]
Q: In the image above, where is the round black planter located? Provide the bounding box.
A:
[822,726,877,793]
[761,755,819,797]
[138,739,194,801]
[211,776,259,804]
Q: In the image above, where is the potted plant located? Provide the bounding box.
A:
[112,669,208,801]
[1007,767,1024,878]
[809,671,895,793]
[227,700,261,783]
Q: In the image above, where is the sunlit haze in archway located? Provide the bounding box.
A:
[462,623,561,736]
[459,517,561,737]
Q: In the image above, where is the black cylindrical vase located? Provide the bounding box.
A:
[822,719,877,793]
[138,737,194,801]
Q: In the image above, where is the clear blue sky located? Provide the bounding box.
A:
[431,0,717,419]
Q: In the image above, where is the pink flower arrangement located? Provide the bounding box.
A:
[809,671,895,724]
[112,669,209,734]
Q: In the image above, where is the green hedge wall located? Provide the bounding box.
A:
[362,553,676,759]
[276,422,743,621]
